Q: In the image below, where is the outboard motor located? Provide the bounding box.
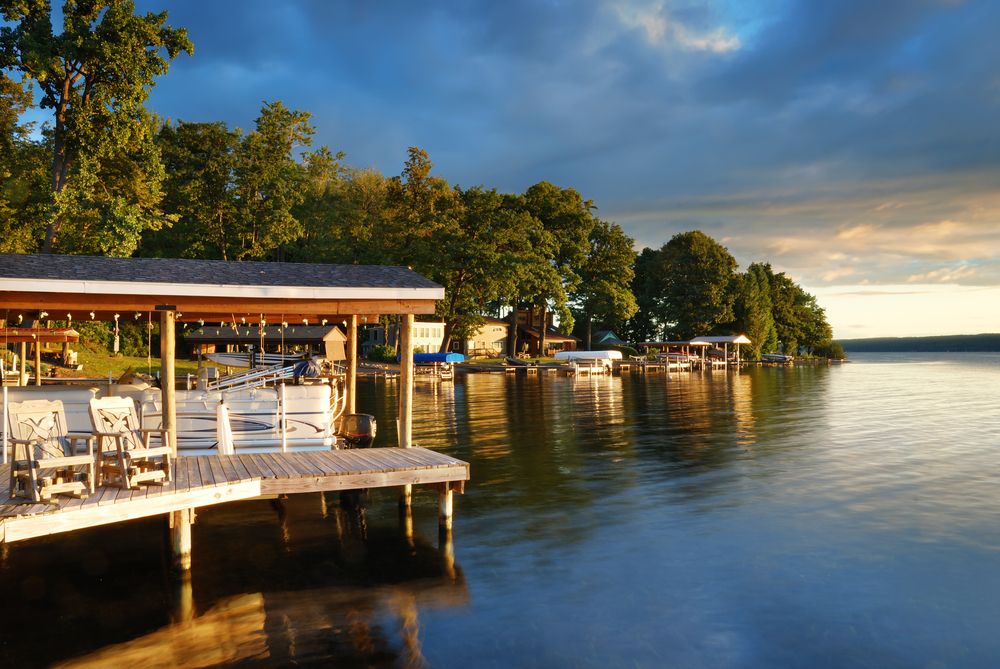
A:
[338,414,377,449]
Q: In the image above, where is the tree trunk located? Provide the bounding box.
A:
[538,303,547,358]
[507,297,518,357]
[440,320,453,354]
[585,312,592,351]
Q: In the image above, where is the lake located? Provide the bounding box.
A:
[3,353,999,668]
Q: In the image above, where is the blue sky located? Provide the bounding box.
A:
[19,0,1000,337]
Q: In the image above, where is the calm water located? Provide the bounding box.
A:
[3,353,1000,668]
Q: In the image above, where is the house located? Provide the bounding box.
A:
[515,309,580,357]
[362,321,447,357]
[448,317,509,359]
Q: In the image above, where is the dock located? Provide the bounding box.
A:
[0,447,469,546]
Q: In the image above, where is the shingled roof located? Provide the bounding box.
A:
[0,253,442,321]
[0,253,441,295]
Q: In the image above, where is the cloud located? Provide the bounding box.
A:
[97,0,999,303]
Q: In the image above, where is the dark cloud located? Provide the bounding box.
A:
[108,0,1000,294]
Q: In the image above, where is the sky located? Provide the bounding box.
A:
[17,0,1000,339]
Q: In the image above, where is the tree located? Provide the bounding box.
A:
[1,0,193,253]
[520,181,595,352]
[143,102,316,261]
[571,219,638,349]
[0,72,48,252]
[148,120,241,259]
[730,262,777,359]
[657,230,738,339]
[620,247,666,344]
[422,186,539,352]
[232,101,314,261]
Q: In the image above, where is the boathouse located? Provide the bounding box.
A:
[0,253,469,567]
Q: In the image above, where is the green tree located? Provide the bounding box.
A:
[657,230,738,339]
[233,101,314,261]
[423,186,539,351]
[148,120,241,259]
[571,219,638,349]
[730,262,778,359]
[520,181,595,352]
[0,72,48,252]
[1,0,193,253]
[621,247,666,344]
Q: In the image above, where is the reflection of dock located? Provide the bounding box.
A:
[42,494,468,669]
[0,448,469,545]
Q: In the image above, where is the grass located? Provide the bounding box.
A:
[1,348,220,381]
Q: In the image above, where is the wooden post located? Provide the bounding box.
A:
[398,313,414,508]
[346,314,357,415]
[170,508,195,571]
[18,342,26,386]
[33,341,40,386]
[161,310,177,456]
[439,486,453,530]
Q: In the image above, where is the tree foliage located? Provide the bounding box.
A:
[1,0,193,254]
[571,219,638,349]
[657,230,738,339]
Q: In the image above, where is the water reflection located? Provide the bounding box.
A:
[0,491,467,669]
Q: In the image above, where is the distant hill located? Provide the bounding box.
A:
[839,333,1000,352]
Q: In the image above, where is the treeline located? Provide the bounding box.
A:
[612,231,837,359]
[1,1,836,358]
[840,334,1000,353]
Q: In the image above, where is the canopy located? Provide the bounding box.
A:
[411,353,464,363]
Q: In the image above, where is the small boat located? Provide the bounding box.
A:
[761,353,794,364]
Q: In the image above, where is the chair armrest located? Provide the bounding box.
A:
[33,455,94,468]
[92,431,129,438]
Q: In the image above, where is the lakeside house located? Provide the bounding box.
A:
[515,309,581,357]
[361,321,448,357]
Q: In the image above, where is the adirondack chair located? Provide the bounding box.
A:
[6,399,96,502]
[88,396,172,489]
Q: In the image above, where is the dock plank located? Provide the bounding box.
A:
[260,453,294,479]
[301,451,350,474]
[282,452,324,477]
[238,454,267,480]
[175,457,190,493]
[244,454,274,479]
[197,457,216,488]
[225,455,254,482]
[186,457,203,490]
[207,455,228,486]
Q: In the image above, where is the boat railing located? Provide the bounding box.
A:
[207,364,297,393]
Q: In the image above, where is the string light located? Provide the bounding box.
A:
[134,312,141,320]
[321,319,328,326]
[90,311,95,319]
[198,319,205,327]
[39,311,48,318]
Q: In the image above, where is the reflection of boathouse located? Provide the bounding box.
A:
[1,493,468,668]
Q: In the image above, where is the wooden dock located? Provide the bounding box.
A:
[0,447,469,545]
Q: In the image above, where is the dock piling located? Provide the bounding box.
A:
[169,508,196,571]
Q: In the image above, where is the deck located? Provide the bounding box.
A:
[0,447,469,544]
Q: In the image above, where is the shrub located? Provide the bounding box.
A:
[595,344,639,358]
[368,345,397,363]
[813,341,847,359]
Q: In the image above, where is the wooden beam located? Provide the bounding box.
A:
[0,292,437,316]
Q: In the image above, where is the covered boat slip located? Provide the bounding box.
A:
[0,253,469,562]
[0,447,470,544]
